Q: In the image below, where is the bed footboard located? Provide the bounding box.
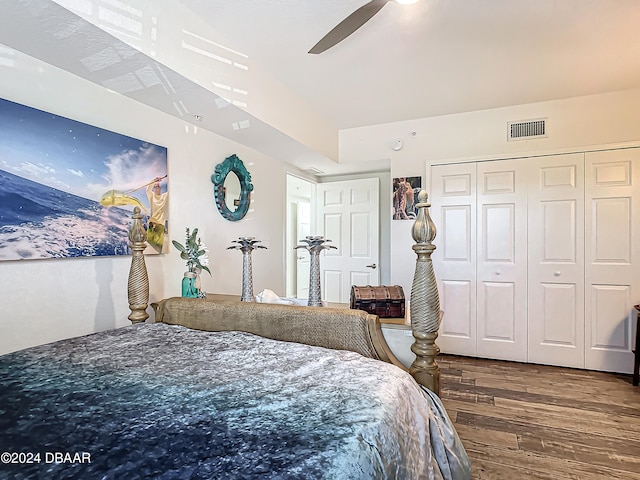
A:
[154,297,406,370]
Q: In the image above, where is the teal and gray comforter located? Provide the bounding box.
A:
[0,323,470,479]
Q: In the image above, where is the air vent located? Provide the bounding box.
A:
[508,118,547,141]
[304,167,324,175]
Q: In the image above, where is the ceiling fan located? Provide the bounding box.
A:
[308,0,418,54]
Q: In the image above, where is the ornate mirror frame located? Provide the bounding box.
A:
[211,154,253,221]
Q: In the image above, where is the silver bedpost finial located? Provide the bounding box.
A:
[409,189,442,394]
[127,206,149,324]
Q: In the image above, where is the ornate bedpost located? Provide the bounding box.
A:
[409,190,441,394]
[127,206,149,323]
[228,237,267,302]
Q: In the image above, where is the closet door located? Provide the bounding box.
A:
[585,149,640,373]
[528,153,585,368]
[476,160,528,362]
[430,163,477,356]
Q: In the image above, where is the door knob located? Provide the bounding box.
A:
[554,271,561,276]
[366,264,377,269]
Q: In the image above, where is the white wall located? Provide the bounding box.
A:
[340,88,640,295]
[0,49,289,355]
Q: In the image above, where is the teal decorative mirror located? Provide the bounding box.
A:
[211,154,253,221]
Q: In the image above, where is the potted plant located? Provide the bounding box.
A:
[172,227,211,297]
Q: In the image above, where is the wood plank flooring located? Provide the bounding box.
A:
[438,355,640,480]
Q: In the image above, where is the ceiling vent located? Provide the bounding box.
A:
[508,118,547,141]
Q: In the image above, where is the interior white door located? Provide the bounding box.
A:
[316,178,379,303]
[295,201,311,298]
[476,160,528,362]
[527,153,585,368]
[585,148,640,373]
[430,162,478,356]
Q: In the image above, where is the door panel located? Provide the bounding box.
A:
[439,280,472,338]
[528,153,585,368]
[323,213,342,254]
[350,212,371,257]
[590,285,631,350]
[592,197,631,263]
[482,281,516,341]
[540,283,577,344]
[482,204,515,262]
[316,178,379,303]
[431,163,477,356]
[323,270,343,303]
[585,149,640,373]
[476,160,527,362]
[441,205,472,261]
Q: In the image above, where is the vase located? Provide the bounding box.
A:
[182,271,198,298]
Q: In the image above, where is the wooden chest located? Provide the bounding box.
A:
[349,285,405,318]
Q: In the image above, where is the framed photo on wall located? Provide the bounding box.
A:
[392,176,421,220]
[0,97,168,261]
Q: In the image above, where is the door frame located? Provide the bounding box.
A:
[285,174,315,298]
[285,172,391,301]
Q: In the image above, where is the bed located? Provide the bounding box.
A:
[0,299,469,479]
[0,192,471,479]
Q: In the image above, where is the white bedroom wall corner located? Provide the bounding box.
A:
[341,87,640,167]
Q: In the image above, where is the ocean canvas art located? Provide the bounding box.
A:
[0,97,168,261]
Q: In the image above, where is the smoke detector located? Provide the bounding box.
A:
[391,139,403,151]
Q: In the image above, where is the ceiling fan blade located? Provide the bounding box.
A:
[308,0,391,54]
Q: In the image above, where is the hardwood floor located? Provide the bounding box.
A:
[438,354,640,480]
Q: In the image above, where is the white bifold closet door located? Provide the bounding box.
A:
[431,148,640,373]
[430,162,478,357]
[527,153,585,369]
[584,149,640,373]
[475,160,528,362]
[431,160,528,362]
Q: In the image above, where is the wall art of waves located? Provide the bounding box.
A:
[0,169,132,261]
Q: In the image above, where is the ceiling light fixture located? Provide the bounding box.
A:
[395,0,419,5]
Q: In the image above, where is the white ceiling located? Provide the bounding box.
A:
[178,0,640,130]
[1,1,639,177]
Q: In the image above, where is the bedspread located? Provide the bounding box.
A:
[0,323,470,479]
